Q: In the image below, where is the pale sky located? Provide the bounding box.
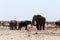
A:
[0,0,60,21]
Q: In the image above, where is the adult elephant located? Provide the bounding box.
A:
[9,20,17,30]
[32,15,46,30]
[18,21,31,30]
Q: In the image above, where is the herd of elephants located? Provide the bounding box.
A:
[3,15,60,30]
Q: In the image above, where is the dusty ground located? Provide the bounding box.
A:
[0,24,60,40]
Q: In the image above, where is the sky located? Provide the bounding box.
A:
[0,0,60,21]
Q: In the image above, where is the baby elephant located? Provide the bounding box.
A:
[18,21,31,30]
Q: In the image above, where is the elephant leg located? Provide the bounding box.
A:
[40,25,41,30]
[15,26,17,30]
[25,26,27,30]
[36,24,39,30]
[10,26,13,30]
[18,24,22,30]
[18,26,21,30]
[19,27,21,30]
[43,25,45,30]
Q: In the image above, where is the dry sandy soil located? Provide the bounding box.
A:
[0,24,60,40]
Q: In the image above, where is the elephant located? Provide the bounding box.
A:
[18,21,31,30]
[32,15,46,30]
[9,20,17,30]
